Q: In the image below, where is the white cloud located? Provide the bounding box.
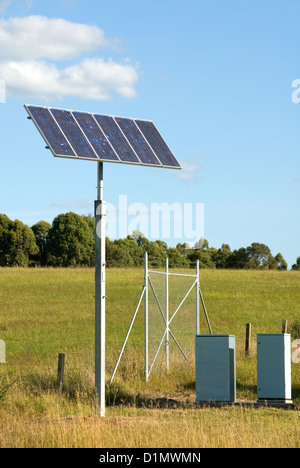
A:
[0,58,138,101]
[0,15,138,101]
[0,16,119,61]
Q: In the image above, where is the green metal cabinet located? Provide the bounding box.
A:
[195,335,236,402]
[257,333,291,401]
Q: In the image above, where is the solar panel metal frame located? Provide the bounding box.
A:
[24,104,181,170]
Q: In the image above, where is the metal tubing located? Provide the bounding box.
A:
[165,258,169,374]
[147,270,166,275]
[199,287,213,335]
[148,276,166,325]
[148,329,167,378]
[144,252,149,382]
[167,272,197,278]
[148,270,197,278]
[196,260,200,335]
[169,279,197,325]
[95,162,106,416]
[110,286,146,384]
[169,329,190,364]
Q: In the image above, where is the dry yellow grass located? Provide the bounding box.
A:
[0,403,299,448]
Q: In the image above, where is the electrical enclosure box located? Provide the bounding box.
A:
[257,333,291,401]
[195,335,236,402]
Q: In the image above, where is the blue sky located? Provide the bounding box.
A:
[0,0,299,267]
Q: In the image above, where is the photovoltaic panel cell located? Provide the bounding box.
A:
[72,111,119,162]
[93,114,140,164]
[115,117,161,166]
[50,108,98,160]
[135,119,181,168]
[25,105,181,169]
[26,105,75,158]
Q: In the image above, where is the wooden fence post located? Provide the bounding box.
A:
[282,319,288,334]
[245,323,251,356]
[57,353,65,393]
[0,340,5,364]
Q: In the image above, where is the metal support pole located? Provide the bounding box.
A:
[165,257,169,374]
[144,252,149,382]
[95,162,106,417]
[196,260,200,335]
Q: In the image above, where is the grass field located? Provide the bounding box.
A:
[0,267,299,448]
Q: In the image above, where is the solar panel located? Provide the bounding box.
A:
[94,114,140,164]
[72,111,119,162]
[51,108,98,160]
[135,119,181,168]
[25,105,181,169]
[115,117,161,166]
[26,105,75,158]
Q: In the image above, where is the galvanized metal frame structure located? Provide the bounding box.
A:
[110,253,212,384]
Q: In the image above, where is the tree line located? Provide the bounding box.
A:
[0,212,299,270]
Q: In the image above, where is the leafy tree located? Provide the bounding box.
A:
[226,243,277,270]
[106,238,128,267]
[247,242,273,269]
[193,238,205,249]
[146,240,167,267]
[187,240,216,269]
[131,235,166,267]
[226,247,251,269]
[31,220,52,266]
[176,242,190,254]
[130,230,148,247]
[211,243,232,269]
[192,250,216,269]
[0,214,38,266]
[0,214,12,266]
[0,211,291,272]
[275,253,288,270]
[82,214,95,233]
[47,212,94,267]
[166,247,190,268]
[267,255,279,270]
[114,237,144,266]
[292,256,300,270]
